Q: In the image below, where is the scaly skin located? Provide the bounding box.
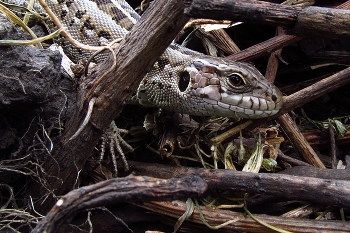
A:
[44,0,283,118]
[0,0,284,175]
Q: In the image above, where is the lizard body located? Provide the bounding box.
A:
[41,0,283,118]
[1,0,284,174]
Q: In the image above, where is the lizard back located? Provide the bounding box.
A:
[41,0,284,118]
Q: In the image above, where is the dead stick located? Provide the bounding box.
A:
[32,175,207,233]
[282,67,350,112]
[184,0,301,27]
[129,161,350,207]
[226,34,301,62]
[226,1,350,62]
[278,114,325,167]
[139,201,350,233]
[263,18,325,168]
[184,0,350,39]
[30,0,189,213]
[329,125,338,169]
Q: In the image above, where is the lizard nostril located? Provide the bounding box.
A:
[179,71,190,92]
[272,94,278,102]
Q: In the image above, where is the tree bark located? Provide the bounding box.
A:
[32,175,206,233]
[29,0,189,213]
[184,0,301,27]
[129,161,350,208]
[184,0,350,39]
[139,201,350,233]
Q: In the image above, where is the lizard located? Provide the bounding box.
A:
[38,0,283,118]
[7,0,284,173]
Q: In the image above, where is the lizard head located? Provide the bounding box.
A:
[179,57,284,119]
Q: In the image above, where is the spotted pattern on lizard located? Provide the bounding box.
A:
[3,0,285,175]
[44,0,284,118]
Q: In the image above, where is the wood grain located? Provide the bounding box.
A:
[184,0,350,39]
[28,0,189,213]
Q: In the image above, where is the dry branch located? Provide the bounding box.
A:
[226,34,301,62]
[261,10,325,169]
[279,166,350,179]
[277,114,325,168]
[129,161,350,208]
[226,2,350,62]
[32,175,207,233]
[282,67,350,113]
[28,0,189,213]
[139,201,350,233]
[184,0,350,39]
[184,0,301,27]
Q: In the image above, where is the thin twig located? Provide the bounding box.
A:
[0,73,26,94]
[69,97,96,141]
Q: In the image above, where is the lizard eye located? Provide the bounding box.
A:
[228,73,244,87]
[179,71,190,92]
